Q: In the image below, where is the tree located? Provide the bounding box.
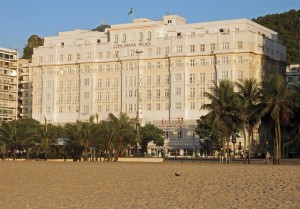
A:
[236,78,261,163]
[259,74,293,164]
[202,80,240,162]
[252,9,300,64]
[106,113,136,161]
[0,120,36,160]
[140,123,164,153]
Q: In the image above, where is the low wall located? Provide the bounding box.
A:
[118,157,164,163]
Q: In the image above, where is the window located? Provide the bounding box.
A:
[84,78,90,86]
[190,87,195,98]
[237,56,243,64]
[45,93,51,101]
[175,60,181,67]
[221,56,229,64]
[222,71,228,79]
[66,106,71,113]
[48,55,54,62]
[114,34,118,43]
[165,89,170,99]
[76,53,80,61]
[200,58,205,66]
[200,44,205,52]
[59,54,63,62]
[58,106,63,113]
[165,47,170,55]
[154,62,160,69]
[156,47,161,55]
[97,92,102,101]
[200,73,205,83]
[139,32,143,41]
[174,73,181,81]
[190,102,195,110]
[83,105,89,113]
[175,88,181,96]
[46,80,51,88]
[98,52,102,59]
[105,78,110,88]
[97,105,101,113]
[199,87,205,98]
[75,92,79,102]
[105,91,110,101]
[66,80,71,89]
[165,102,169,110]
[190,73,195,84]
[147,62,151,70]
[58,93,63,103]
[156,103,160,110]
[147,48,152,56]
[97,39,101,44]
[59,81,63,90]
[156,76,160,85]
[175,102,181,110]
[86,52,92,59]
[67,54,72,61]
[165,75,170,84]
[113,78,118,87]
[190,59,195,67]
[176,45,183,53]
[66,93,71,102]
[146,76,151,85]
[177,32,182,37]
[211,43,216,52]
[146,90,152,100]
[190,45,195,52]
[61,42,64,47]
[156,89,160,99]
[237,41,243,49]
[46,106,51,113]
[147,31,151,40]
[84,92,89,99]
[238,71,243,80]
[106,51,110,59]
[147,103,151,111]
[222,42,229,49]
[114,91,118,100]
[122,33,126,42]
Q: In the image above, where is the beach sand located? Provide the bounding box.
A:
[0,160,299,209]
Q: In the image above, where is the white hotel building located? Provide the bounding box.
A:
[31,15,286,155]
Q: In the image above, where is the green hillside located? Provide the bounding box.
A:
[252,9,300,64]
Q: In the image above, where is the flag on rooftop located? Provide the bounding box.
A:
[128,8,133,15]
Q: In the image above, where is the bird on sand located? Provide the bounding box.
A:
[175,172,181,176]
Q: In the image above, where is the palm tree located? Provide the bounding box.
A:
[107,113,136,161]
[64,115,98,161]
[236,78,261,164]
[34,123,64,160]
[203,80,240,162]
[259,74,293,165]
[0,120,33,160]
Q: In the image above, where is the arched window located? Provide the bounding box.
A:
[147,31,151,40]
[122,33,126,42]
[139,32,143,41]
[114,34,118,43]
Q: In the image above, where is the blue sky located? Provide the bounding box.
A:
[0,0,299,56]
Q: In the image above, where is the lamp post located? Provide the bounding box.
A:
[135,50,143,156]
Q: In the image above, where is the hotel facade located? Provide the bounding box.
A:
[0,47,18,122]
[31,15,286,155]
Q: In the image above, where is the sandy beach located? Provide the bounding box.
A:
[0,160,299,209]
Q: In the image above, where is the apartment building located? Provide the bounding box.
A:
[0,47,18,122]
[31,15,286,156]
[18,59,33,118]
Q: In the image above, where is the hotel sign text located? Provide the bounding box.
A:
[113,42,151,48]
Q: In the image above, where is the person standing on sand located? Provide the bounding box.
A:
[265,151,271,161]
